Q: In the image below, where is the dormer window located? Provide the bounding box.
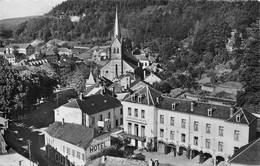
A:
[236,114,241,122]
[208,108,212,116]
[138,96,141,103]
[172,103,176,110]
[131,95,135,102]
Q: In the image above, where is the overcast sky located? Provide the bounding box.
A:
[0,0,67,20]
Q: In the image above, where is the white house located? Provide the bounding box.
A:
[54,93,123,131]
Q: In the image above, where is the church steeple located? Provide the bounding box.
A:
[114,6,119,39]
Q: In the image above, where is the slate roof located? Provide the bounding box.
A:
[229,137,260,165]
[46,122,94,149]
[124,85,256,124]
[62,94,122,115]
[124,85,162,106]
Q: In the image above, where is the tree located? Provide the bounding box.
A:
[0,57,26,119]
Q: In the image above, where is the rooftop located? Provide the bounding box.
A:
[62,94,122,115]
[5,43,31,49]
[45,122,94,149]
[229,137,260,165]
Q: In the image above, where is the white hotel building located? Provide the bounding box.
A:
[122,86,258,165]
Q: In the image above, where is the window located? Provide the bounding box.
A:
[234,147,239,154]
[218,142,223,152]
[160,115,164,124]
[82,154,85,161]
[128,107,131,116]
[117,47,119,53]
[208,108,212,116]
[116,119,118,126]
[141,110,145,118]
[206,124,211,134]
[67,147,70,155]
[128,123,132,134]
[206,139,210,149]
[170,131,174,140]
[194,121,199,131]
[113,47,116,53]
[106,70,108,73]
[100,114,102,121]
[141,126,145,137]
[55,153,59,162]
[181,134,186,142]
[181,119,186,128]
[77,151,80,159]
[234,130,239,141]
[160,129,164,138]
[236,114,241,122]
[170,117,175,126]
[120,118,123,125]
[219,126,224,136]
[108,112,111,119]
[120,108,123,115]
[134,124,138,136]
[72,149,75,157]
[138,96,141,103]
[134,109,138,117]
[194,136,198,146]
[63,146,65,153]
[92,117,95,125]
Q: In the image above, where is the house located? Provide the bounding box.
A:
[117,73,136,90]
[156,96,257,165]
[4,53,15,65]
[92,46,110,61]
[133,53,150,69]
[45,122,111,166]
[58,47,73,56]
[0,132,7,154]
[54,93,123,131]
[122,86,162,149]
[228,137,260,166]
[215,81,244,95]
[100,8,142,81]
[144,72,162,85]
[0,48,6,55]
[5,43,35,55]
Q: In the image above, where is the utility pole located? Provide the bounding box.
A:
[27,139,32,166]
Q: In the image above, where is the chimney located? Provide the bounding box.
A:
[156,97,160,104]
[138,62,140,67]
[101,86,105,95]
[79,93,83,100]
[143,70,146,79]
[230,107,235,118]
[62,118,64,125]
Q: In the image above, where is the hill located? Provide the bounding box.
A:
[0,15,40,29]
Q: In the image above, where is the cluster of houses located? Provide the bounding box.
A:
[42,8,260,166]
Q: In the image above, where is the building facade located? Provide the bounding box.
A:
[54,93,123,131]
[122,86,161,149]
[156,97,257,165]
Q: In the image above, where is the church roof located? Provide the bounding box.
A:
[86,71,95,85]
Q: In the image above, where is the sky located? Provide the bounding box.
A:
[0,0,67,20]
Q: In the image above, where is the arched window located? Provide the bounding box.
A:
[117,47,119,53]
[113,47,116,53]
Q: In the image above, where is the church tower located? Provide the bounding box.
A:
[110,6,122,60]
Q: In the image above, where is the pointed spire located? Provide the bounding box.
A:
[114,6,119,39]
[86,70,95,87]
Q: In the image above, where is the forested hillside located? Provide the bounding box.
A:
[1,0,259,112]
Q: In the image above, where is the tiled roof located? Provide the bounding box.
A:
[63,94,122,115]
[5,43,31,49]
[229,137,260,165]
[124,86,162,106]
[46,122,94,149]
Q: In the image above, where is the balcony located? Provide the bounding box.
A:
[124,133,146,142]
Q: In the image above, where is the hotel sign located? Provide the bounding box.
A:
[126,116,147,124]
[89,142,107,153]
